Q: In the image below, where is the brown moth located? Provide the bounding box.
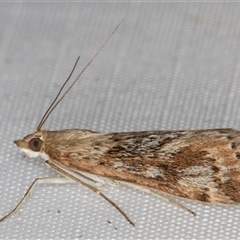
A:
[2,19,240,226]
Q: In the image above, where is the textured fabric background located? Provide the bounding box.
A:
[1,2,240,239]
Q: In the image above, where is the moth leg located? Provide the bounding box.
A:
[46,160,135,226]
[150,189,196,216]
[0,176,69,222]
[77,172,119,187]
[66,170,117,187]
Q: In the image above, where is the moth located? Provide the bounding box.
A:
[2,20,240,226]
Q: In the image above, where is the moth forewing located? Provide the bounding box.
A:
[39,128,240,205]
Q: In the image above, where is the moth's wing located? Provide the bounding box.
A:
[45,129,240,204]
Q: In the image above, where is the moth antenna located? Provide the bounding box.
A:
[36,19,124,131]
[36,56,80,131]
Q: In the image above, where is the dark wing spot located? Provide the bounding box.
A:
[231,142,237,149]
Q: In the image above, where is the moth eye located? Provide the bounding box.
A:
[29,138,43,152]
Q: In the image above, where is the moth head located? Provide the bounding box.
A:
[14,131,46,158]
